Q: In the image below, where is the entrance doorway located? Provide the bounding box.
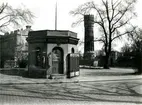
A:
[52,47,64,74]
[35,47,42,67]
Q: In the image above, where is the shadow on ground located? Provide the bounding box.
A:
[0,81,142,104]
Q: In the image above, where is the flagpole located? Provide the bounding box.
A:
[55,1,57,30]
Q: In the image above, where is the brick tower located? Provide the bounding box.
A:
[84,15,95,60]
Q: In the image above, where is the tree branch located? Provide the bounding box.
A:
[93,21,103,26]
[110,0,121,22]
[94,39,105,43]
[0,3,34,32]
[92,2,108,44]
[0,3,7,14]
[111,17,132,33]
[111,1,134,28]
[71,18,84,27]
[111,31,131,41]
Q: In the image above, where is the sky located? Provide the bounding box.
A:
[1,0,142,52]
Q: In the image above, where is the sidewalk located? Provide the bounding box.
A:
[0,68,142,84]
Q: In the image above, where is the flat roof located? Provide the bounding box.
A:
[29,30,77,38]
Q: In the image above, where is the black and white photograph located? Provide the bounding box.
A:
[0,0,142,105]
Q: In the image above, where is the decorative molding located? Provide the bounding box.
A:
[27,36,79,45]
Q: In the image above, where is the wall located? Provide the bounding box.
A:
[27,30,79,77]
[46,43,78,75]
[47,44,68,75]
[0,34,17,67]
[28,43,47,66]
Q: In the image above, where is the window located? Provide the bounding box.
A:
[71,48,75,53]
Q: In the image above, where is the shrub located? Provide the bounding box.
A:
[133,51,142,74]
[18,59,28,68]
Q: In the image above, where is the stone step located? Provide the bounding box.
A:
[49,74,66,79]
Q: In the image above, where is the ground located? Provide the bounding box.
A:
[0,68,142,105]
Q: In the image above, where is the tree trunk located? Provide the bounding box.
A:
[103,54,109,69]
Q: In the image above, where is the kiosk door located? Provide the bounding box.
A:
[52,47,63,74]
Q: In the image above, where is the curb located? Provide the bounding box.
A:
[1,77,142,85]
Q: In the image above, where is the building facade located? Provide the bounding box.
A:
[0,26,31,68]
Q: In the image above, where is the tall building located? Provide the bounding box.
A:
[0,35,2,67]
[84,15,95,59]
[0,26,31,68]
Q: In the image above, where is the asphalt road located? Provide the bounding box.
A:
[0,79,142,105]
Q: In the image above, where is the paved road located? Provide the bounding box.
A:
[0,68,142,105]
[0,79,142,105]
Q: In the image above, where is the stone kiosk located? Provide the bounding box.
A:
[27,30,79,78]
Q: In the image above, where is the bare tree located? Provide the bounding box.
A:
[0,3,34,33]
[123,27,142,74]
[70,0,137,68]
[129,27,142,50]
